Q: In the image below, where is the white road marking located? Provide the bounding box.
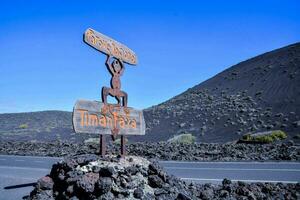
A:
[0,174,38,181]
[0,158,6,161]
[165,167,300,172]
[33,160,45,163]
[15,159,24,162]
[0,155,61,159]
[160,160,300,165]
[181,177,299,184]
[0,166,49,171]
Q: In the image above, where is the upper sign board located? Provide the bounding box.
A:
[84,28,138,65]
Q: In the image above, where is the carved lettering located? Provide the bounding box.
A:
[84,28,138,65]
[119,116,125,128]
[78,109,86,126]
[130,119,137,129]
[89,114,98,126]
[77,108,138,130]
[99,115,106,127]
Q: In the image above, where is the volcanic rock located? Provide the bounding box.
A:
[25,154,300,200]
[36,176,54,190]
[27,154,196,200]
[1,141,299,161]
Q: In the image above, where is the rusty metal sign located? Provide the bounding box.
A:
[84,28,138,65]
[73,100,145,135]
[73,28,144,157]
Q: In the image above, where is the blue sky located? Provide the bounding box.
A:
[0,0,299,113]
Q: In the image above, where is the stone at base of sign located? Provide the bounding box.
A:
[72,99,145,136]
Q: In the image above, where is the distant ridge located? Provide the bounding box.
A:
[0,111,75,142]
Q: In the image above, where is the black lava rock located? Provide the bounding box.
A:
[176,192,192,200]
[36,176,54,190]
[96,177,112,194]
[133,187,144,199]
[148,175,164,188]
[26,155,197,199]
[99,166,115,177]
[2,141,299,162]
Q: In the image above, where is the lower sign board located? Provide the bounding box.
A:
[72,100,145,135]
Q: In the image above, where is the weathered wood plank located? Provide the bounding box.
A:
[72,100,145,135]
[84,28,138,65]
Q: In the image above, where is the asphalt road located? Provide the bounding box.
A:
[0,155,299,200]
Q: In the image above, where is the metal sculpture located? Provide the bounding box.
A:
[72,28,145,157]
[102,55,128,107]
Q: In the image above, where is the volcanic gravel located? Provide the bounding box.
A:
[0,141,299,161]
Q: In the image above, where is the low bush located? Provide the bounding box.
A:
[254,135,274,143]
[167,133,196,144]
[270,130,287,140]
[113,137,129,145]
[19,124,28,129]
[84,137,99,144]
[242,130,287,143]
[84,137,130,145]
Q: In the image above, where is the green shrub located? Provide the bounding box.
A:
[242,134,251,141]
[242,130,287,143]
[113,137,129,145]
[167,133,196,144]
[84,137,99,144]
[271,130,287,139]
[19,124,28,129]
[254,135,274,143]
[84,137,130,145]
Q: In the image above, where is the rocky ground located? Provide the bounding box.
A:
[1,141,299,161]
[25,154,299,200]
[26,154,198,200]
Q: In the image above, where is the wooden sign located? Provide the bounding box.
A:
[84,28,138,65]
[73,100,145,135]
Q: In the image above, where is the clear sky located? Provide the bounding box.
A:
[0,0,299,113]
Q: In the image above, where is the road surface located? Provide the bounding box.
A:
[0,155,299,200]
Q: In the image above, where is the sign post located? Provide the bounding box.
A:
[72,28,145,157]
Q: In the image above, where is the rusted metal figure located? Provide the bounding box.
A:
[100,55,128,157]
[102,55,128,107]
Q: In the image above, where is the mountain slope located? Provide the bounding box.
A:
[0,111,76,142]
[0,43,299,143]
[142,43,300,142]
